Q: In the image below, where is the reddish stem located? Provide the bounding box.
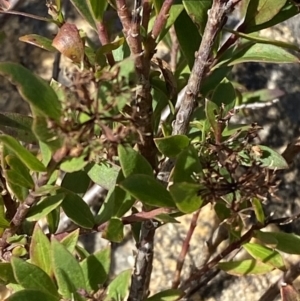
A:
[96,21,115,67]
[172,210,201,289]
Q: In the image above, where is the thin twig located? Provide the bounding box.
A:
[96,20,115,66]
[144,0,174,63]
[200,220,228,265]
[186,268,222,299]
[180,223,262,291]
[172,209,201,289]
[281,136,300,165]
[122,208,173,224]
[172,0,235,136]
[116,0,155,167]
[186,245,247,299]
[96,207,174,232]
[151,0,174,40]
[258,261,300,301]
[114,2,160,300]
[170,26,179,72]
[158,0,239,184]
[142,0,151,33]
[0,156,59,251]
[0,9,59,24]
[128,220,158,301]
[181,213,300,294]
[0,176,48,250]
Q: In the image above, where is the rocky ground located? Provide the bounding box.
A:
[1,1,300,301]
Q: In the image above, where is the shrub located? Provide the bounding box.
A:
[0,0,300,300]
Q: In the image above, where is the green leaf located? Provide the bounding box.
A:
[222,124,252,137]
[252,198,265,224]
[50,79,78,105]
[183,0,212,34]
[146,289,184,301]
[30,225,52,276]
[174,10,201,70]
[12,245,28,257]
[47,207,60,234]
[115,191,135,218]
[32,185,60,197]
[112,39,130,61]
[97,38,125,57]
[224,28,299,53]
[255,145,288,169]
[40,141,52,166]
[169,182,203,213]
[85,162,120,190]
[76,245,90,260]
[241,88,284,105]
[96,184,123,224]
[0,113,36,144]
[60,155,88,173]
[244,2,299,33]
[154,135,190,158]
[0,135,46,172]
[155,213,180,224]
[211,79,236,113]
[152,0,164,13]
[61,170,90,195]
[7,290,59,301]
[6,182,28,202]
[0,63,61,121]
[26,194,64,222]
[173,146,202,183]
[254,231,300,254]
[54,0,62,11]
[201,65,232,96]
[103,218,124,243]
[11,257,59,298]
[32,116,62,151]
[205,98,218,133]
[88,0,107,21]
[81,247,111,292]
[105,269,131,301]
[2,146,28,201]
[243,0,287,28]
[5,170,33,189]
[118,145,153,177]
[5,155,34,188]
[152,78,173,131]
[243,242,285,270]
[120,174,175,207]
[70,0,96,29]
[19,34,56,52]
[218,259,274,276]
[61,229,79,254]
[0,196,10,228]
[227,43,299,66]
[52,239,86,299]
[0,263,17,283]
[61,192,95,229]
[96,171,134,224]
[5,284,23,294]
